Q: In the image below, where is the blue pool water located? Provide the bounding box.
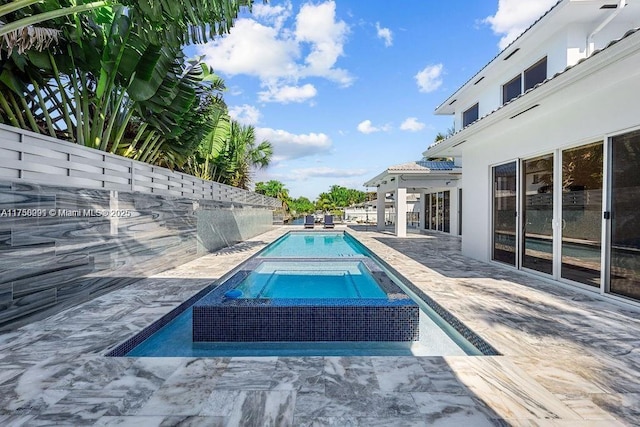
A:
[115,231,491,357]
[235,261,386,299]
[258,232,364,257]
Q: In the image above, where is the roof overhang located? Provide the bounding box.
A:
[425,27,640,158]
[364,167,462,191]
[435,0,636,116]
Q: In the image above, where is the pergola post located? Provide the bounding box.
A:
[395,187,407,237]
[418,190,426,230]
[376,188,385,231]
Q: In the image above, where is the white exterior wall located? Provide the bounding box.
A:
[451,17,640,133]
[566,24,589,65]
[460,49,640,261]
[456,29,564,131]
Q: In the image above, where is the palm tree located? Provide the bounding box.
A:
[255,180,290,211]
[206,121,273,189]
[316,193,337,213]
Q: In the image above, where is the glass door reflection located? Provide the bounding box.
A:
[492,162,517,266]
[610,130,640,300]
[522,154,554,275]
[561,142,603,287]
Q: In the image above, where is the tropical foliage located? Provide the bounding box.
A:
[289,196,315,215]
[316,185,367,211]
[255,180,290,206]
[0,0,268,179]
[192,121,272,189]
[255,180,369,216]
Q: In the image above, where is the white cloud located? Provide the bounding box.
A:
[197,19,299,81]
[228,104,261,125]
[197,0,352,103]
[376,22,393,47]
[252,1,293,30]
[255,128,332,161]
[295,1,352,85]
[415,64,443,93]
[484,0,558,49]
[288,167,368,180]
[258,83,317,103]
[357,119,391,134]
[400,117,425,132]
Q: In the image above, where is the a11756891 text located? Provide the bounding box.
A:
[0,209,133,218]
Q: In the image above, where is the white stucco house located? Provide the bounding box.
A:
[343,194,421,225]
[364,160,462,237]
[422,0,640,303]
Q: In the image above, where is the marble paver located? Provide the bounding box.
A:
[0,226,639,426]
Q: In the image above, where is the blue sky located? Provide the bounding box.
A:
[193,0,557,200]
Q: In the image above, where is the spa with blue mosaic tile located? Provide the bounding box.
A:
[192,258,419,342]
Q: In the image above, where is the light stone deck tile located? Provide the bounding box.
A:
[224,390,295,427]
[445,356,581,420]
[371,356,433,392]
[488,420,624,426]
[411,392,494,426]
[590,392,640,424]
[271,357,325,393]
[94,415,177,426]
[1,227,640,425]
[558,397,618,421]
[199,390,241,417]
[211,357,279,390]
[0,369,22,386]
[0,415,36,427]
[510,356,610,395]
[294,390,419,419]
[135,359,228,416]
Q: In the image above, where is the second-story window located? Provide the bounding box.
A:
[463,103,479,127]
[524,57,547,90]
[503,75,522,104]
[502,56,548,105]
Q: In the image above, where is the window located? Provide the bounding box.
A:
[524,57,547,91]
[503,75,522,104]
[501,57,547,106]
[462,103,479,127]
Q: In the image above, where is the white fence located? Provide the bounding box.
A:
[0,124,280,208]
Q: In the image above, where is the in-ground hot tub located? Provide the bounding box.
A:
[192,258,419,342]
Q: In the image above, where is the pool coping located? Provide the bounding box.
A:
[106,229,499,357]
[346,230,500,356]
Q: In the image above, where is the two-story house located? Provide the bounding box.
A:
[424,0,640,303]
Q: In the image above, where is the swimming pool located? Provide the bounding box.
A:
[109,230,497,357]
[258,231,364,257]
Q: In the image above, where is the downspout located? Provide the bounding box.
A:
[587,0,627,55]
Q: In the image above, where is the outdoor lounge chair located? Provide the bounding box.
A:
[304,215,315,229]
[323,215,335,229]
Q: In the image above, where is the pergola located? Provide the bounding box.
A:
[364,160,462,237]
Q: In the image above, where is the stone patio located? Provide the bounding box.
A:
[0,226,639,426]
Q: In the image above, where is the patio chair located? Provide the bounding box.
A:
[323,214,335,229]
[304,215,315,229]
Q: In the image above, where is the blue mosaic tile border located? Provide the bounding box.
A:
[193,305,419,342]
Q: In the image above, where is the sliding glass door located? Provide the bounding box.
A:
[610,130,640,300]
[522,154,554,274]
[489,134,640,303]
[561,143,603,287]
[492,162,517,266]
